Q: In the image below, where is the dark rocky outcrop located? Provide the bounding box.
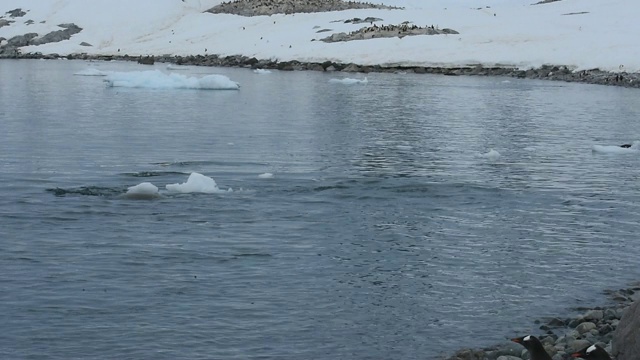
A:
[137,56,155,65]
[6,8,27,18]
[4,50,640,90]
[0,23,82,58]
[7,33,38,47]
[320,23,459,43]
[532,0,562,4]
[206,0,402,16]
[343,17,383,24]
[0,19,13,28]
[30,23,82,45]
[612,299,640,360]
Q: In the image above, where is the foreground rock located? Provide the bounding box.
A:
[612,298,640,360]
[445,283,640,360]
[206,0,402,16]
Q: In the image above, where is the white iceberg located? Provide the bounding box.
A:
[123,182,160,199]
[481,149,501,161]
[104,70,240,90]
[166,172,230,194]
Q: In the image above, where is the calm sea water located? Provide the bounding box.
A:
[1,59,640,360]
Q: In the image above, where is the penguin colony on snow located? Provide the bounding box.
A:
[207,0,402,16]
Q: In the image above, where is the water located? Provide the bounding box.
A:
[1,59,640,360]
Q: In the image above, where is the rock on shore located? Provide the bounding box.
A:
[206,0,402,16]
[445,283,640,360]
[612,299,640,360]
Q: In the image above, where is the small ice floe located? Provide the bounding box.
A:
[253,69,272,74]
[104,70,240,90]
[122,182,160,200]
[166,64,189,70]
[165,172,231,194]
[329,77,368,85]
[592,141,640,154]
[74,68,110,76]
[258,173,274,179]
[481,148,501,161]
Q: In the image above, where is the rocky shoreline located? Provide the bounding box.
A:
[4,51,639,90]
[444,282,640,360]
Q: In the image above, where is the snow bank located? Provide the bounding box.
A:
[166,172,231,194]
[103,70,240,90]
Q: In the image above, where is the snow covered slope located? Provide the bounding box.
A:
[0,0,638,72]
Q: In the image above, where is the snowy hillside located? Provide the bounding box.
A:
[0,0,638,72]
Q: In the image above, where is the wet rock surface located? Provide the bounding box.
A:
[206,0,402,16]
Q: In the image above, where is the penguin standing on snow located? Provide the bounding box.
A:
[511,335,552,360]
[570,344,613,360]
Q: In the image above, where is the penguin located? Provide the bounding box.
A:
[511,335,552,360]
[570,344,612,360]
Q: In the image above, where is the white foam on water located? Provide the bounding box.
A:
[74,68,110,76]
[104,70,240,90]
[165,172,231,193]
[253,69,272,74]
[329,77,368,85]
[258,173,274,178]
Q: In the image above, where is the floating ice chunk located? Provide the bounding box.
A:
[592,144,640,154]
[104,70,240,90]
[253,69,272,74]
[166,172,230,193]
[258,173,274,178]
[123,182,160,199]
[481,148,501,161]
[329,77,368,85]
[74,68,109,76]
[166,64,190,70]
